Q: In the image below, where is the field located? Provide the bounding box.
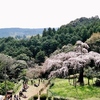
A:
[48,78,100,100]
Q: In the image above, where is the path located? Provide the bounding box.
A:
[17,81,49,100]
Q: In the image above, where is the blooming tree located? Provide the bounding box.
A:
[42,40,100,85]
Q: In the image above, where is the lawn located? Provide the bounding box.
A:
[49,78,100,100]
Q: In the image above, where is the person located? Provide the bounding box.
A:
[14,95,17,100]
[19,97,21,100]
[22,87,26,92]
[19,91,27,98]
[16,95,19,100]
[31,80,33,85]
[19,91,23,97]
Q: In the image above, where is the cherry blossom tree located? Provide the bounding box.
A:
[42,40,100,85]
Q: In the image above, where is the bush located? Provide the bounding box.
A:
[33,94,38,100]
[0,81,14,95]
[13,80,22,93]
[40,94,47,100]
[95,79,100,86]
[29,94,48,100]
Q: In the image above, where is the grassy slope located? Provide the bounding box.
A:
[49,78,100,100]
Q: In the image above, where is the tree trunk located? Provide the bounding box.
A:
[78,67,84,85]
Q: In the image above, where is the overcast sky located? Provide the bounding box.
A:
[0,0,100,28]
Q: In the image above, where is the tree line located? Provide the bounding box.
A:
[0,16,100,64]
[0,16,100,94]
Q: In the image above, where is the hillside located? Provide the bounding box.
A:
[0,16,100,64]
[0,16,100,99]
[0,28,44,38]
[86,32,100,52]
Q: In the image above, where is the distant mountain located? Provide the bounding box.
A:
[0,28,44,38]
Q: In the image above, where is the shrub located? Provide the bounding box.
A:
[29,94,48,100]
[33,94,38,100]
[0,81,14,95]
[40,94,47,100]
[95,79,100,86]
[13,80,22,93]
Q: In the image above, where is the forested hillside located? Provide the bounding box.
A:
[0,16,100,93]
[0,16,100,65]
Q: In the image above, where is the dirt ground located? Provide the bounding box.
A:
[16,81,48,100]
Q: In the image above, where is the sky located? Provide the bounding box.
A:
[0,0,100,28]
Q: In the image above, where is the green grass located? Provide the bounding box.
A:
[49,78,100,100]
[13,80,23,93]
